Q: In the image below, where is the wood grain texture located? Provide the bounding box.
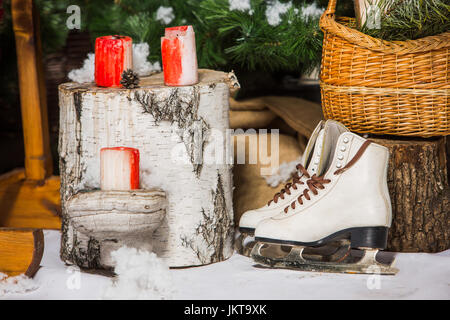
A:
[229,96,323,138]
[372,137,450,252]
[66,190,166,237]
[229,97,268,111]
[447,137,450,182]
[229,110,277,129]
[0,228,44,277]
[0,169,61,229]
[65,189,167,267]
[263,96,323,138]
[11,0,53,180]
[59,69,235,268]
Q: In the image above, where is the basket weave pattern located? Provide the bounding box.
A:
[319,0,450,137]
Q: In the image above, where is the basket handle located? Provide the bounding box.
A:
[324,0,337,17]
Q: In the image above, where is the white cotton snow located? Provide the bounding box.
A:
[229,0,253,14]
[263,155,302,188]
[102,246,174,300]
[0,272,39,296]
[265,0,292,26]
[68,53,95,83]
[301,2,324,19]
[156,6,175,25]
[132,42,162,77]
[68,43,161,83]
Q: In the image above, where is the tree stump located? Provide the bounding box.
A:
[371,136,450,252]
[446,137,450,181]
[58,69,238,268]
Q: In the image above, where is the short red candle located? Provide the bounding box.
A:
[95,35,133,87]
[100,147,139,190]
[161,25,198,86]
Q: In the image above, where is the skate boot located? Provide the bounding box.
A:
[236,120,349,256]
[251,132,398,275]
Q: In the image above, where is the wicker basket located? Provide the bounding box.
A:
[319,0,450,137]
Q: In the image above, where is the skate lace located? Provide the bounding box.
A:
[268,164,310,206]
[284,175,331,213]
[284,140,372,213]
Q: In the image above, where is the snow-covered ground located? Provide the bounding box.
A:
[2,230,449,300]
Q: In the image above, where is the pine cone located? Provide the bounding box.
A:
[120,69,140,89]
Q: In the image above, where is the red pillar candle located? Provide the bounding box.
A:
[100,147,139,190]
[161,25,198,86]
[95,35,133,87]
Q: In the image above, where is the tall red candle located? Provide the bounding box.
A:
[161,25,198,86]
[100,147,140,190]
[95,35,133,87]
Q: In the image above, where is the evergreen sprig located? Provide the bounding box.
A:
[360,0,450,41]
[1,0,331,74]
[195,0,324,72]
[69,0,326,73]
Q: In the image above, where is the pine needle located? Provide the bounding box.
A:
[360,0,450,40]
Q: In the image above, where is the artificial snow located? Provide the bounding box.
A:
[301,2,324,19]
[156,6,175,25]
[263,155,302,187]
[132,42,161,77]
[68,43,161,83]
[0,273,39,296]
[229,0,253,15]
[266,0,292,26]
[102,246,174,300]
[3,230,449,300]
[67,53,95,83]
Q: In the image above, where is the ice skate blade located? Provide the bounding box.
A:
[235,231,256,257]
[250,242,398,275]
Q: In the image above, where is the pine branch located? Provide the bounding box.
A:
[360,0,450,40]
[2,0,333,74]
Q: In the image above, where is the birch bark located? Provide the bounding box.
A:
[59,69,238,268]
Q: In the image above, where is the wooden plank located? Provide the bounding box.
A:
[229,109,277,129]
[229,97,268,111]
[263,96,323,138]
[0,169,61,229]
[0,228,44,277]
[230,96,323,138]
[11,0,52,181]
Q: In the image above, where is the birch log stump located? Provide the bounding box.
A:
[59,69,238,269]
[371,137,450,253]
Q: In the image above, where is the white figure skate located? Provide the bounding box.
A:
[236,120,349,256]
[251,132,398,275]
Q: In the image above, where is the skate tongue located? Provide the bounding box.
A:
[302,120,349,178]
[305,129,325,176]
[311,121,350,177]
